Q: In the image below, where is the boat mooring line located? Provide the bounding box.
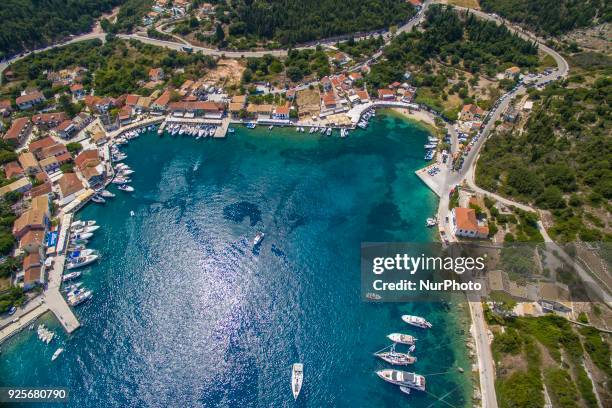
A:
[425,384,463,408]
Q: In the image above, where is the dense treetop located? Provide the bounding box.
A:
[480,0,611,36]
[0,0,123,58]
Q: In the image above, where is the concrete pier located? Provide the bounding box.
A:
[43,253,80,334]
[0,303,49,345]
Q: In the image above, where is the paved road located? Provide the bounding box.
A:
[469,301,497,408]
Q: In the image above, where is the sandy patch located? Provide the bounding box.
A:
[203,59,245,87]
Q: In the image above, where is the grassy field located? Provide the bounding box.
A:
[446,0,480,8]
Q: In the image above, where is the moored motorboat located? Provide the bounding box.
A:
[99,190,115,198]
[291,363,303,400]
[70,232,93,240]
[376,369,426,392]
[118,184,134,192]
[71,220,96,228]
[52,348,64,361]
[253,231,265,247]
[91,195,105,204]
[401,315,432,329]
[66,255,99,270]
[68,290,92,306]
[62,271,82,282]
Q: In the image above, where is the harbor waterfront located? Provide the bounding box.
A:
[0,113,472,407]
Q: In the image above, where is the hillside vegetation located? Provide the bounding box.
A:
[0,0,123,58]
[476,55,611,242]
[479,0,611,36]
[224,0,415,46]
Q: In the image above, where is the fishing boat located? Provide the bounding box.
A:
[376,369,426,391]
[62,271,82,282]
[253,232,265,247]
[375,345,417,366]
[52,348,64,361]
[402,315,432,329]
[118,184,134,192]
[291,363,304,400]
[91,195,105,204]
[66,255,99,270]
[387,333,416,345]
[366,293,382,300]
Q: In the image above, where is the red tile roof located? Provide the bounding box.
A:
[4,117,30,142]
[29,136,56,153]
[16,91,44,105]
[3,161,23,179]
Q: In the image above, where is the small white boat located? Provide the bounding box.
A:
[118,184,134,192]
[71,225,100,234]
[71,220,96,228]
[66,255,99,270]
[253,232,265,247]
[68,290,92,306]
[326,128,332,136]
[387,333,416,345]
[402,315,432,329]
[99,190,115,198]
[399,386,411,395]
[130,211,135,217]
[91,195,105,204]
[291,363,303,400]
[71,232,93,240]
[62,271,82,282]
[52,348,64,361]
[366,293,382,300]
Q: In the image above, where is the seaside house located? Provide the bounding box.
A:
[228,103,244,119]
[450,207,489,239]
[152,89,172,114]
[377,89,396,101]
[231,95,247,109]
[0,178,32,198]
[322,93,337,109]
[70,83,85,99]
[246,104,274,120]
[348,72,362,84]
[53,120,77,139]
[3,161,24,179]
[22,252,43,290]
[135,96,152,114]
[29,137,57,160]
[18,152,41,176]
[272,105,291,120]
[459,104,485,122]
[57,173,86,206]
[118,106,134,126]
[12,196,49,239]
[16,91,45,110]
[3,117,32,146]
[356,90,370,103]
[149,68,165,82]
[168,101,224,119]
[32,112,68,130]
[75,150,105,187]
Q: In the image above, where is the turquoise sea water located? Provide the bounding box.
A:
[0,112,472,407]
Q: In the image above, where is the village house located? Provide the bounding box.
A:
[320,77,332,92]
[450,207,489,239]
[19,229,45,255]
[75,150,105,187]
[272,105,291,120]
[39,156,60,174]
[32,112,68,129]
[228,103,243,119]
[53,120,77,139]
[84,96,114,113]
[118,105,134,126]
[347,72,362,84]
[72,112,92,131]
[40,143,68,161]
[12,195,50,239]
[57,173,86,206]
[18,152,40,176]
[70,83,85,99]
[149,68,165,82]
[125,94,140,107]
[0,178,32,197]
[504,66,521,79]
[231,95,247,108]
[135,96,152,114]
[460,104,485,122]
[246,104,274,120]
[16,91,45,110]
[29,182,52,199]
[356,90,370,103]
[331,52,350,66]
[3,161,24,179]
[0,99,13,117]
[3,117,32,146]
[22,252,43,290]
[168,101,223,119]
[28,136,55,159]
[377,89,396,101]
[322,92,337,109]
[152,89,172,114]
